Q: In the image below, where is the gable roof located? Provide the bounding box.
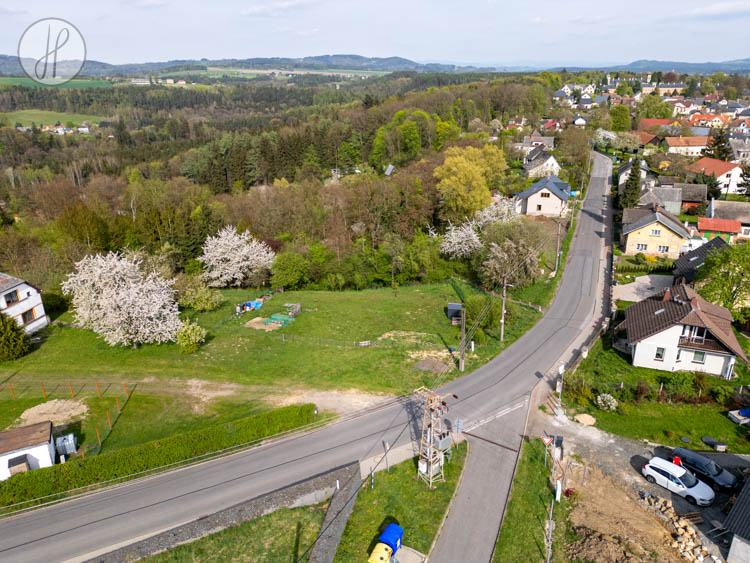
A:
[687,157,741,178]
[672,237,728,283]
[523,151,558,172]
[632,131,659,146]
[712,200,750,224]
[697,217,741,233]
[515,175,570,201]
[618,158,649,179]
[639,118,671,130]
[664,136,710,147]
[0,272,24,294]
[639,187,682,208]
[679,183,707,202]
[619,284,747,362]
[0,421,53,456]
[622,209,690,239]
[658,176,680,186]
[622,207,653,226]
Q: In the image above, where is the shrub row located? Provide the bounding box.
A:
[0,404,317,509]
[615,263,673,274]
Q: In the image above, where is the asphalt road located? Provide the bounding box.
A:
[0,153,612,563]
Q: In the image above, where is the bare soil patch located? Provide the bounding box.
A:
[17,399,89,427]
[378,331,432,344]
[565,462,681,562]
[185,379,242,414]
[269,388,390,415]
[414,358,449,374]
[408,349,455,365]
[575,413,596,426]
[245,317,281,331]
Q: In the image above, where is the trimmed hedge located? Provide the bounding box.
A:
[0,404,316,509]
[615,263,673,274]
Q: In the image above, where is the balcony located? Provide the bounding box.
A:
[678,336,727,354]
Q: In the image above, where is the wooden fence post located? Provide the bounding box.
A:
[106,410,112,429]
[115,396,120,413]
[123,382,129,398]
[68,380,74,399]
[40,382,47,400]
[96,380,101,398]
[9,383,15,400]
[96,428,101,446]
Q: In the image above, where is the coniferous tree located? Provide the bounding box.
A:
[695,172,721,200]
[622,158,642,209]
[0,312,31,362]
[704,129,732,161]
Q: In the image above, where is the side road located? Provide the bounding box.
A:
[429,151,613,563]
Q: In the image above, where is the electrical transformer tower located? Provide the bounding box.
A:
[414,386,457,488]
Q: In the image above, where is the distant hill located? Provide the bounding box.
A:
[551,58,750,74]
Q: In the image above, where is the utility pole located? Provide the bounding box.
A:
[554,220,562,272]
[500,278,512,343]
[459,307,466,372]
[414,387,457,488]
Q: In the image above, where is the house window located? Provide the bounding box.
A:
[693,351,706,364]
[536,205,542,211]
[540,192,550,198]
[654,347,665,361]
[650,229,661,236]
[676,349,681,362]
[4,290,19,306]
[636,243,648,251]
[21,309,35,325]
[658,245,669,253]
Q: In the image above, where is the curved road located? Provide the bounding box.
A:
[0,153,612,562]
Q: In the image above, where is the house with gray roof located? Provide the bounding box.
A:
[672,236,728,284]
[709,200,750,240]
[0,273,48,334]
[523,150,561,178]
[616,283,747,378]
[514,175,570,217]
[730,137,750,164]
[638,187,682,216]
[622,208,691,259]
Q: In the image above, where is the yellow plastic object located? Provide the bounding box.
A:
[368,542,393,562]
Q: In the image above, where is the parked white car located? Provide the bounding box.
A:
[642,457,715,506]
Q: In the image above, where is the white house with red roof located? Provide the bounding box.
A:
[730,119,750,134]
[686,157,744,195]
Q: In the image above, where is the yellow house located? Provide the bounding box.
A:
[623,209,690,259]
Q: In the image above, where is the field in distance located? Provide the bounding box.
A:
[0,76,113,89]
[1,109,107,126]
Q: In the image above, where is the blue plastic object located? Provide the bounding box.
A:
[378,523,404,554]
[739,408,750,418]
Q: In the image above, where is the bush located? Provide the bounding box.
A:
[42,292,69,314]
[595,393,618,411]
[176,320,207,354]
[0,312,31,362]
[634,253,646,265]
[613,246,623,257]
[271,251,309,289]
[659,372,695,399]
[0,404,317,510]
[175,275,223,311]
[472,328,489,346]
[710,385,734,406]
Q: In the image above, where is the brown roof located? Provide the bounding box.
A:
[687,157,742,178]
[665,136,710,148]
[622,207,654,226]
[0,421,52,456]
[679,183,707,202]
[713,201,750,224]
[632,131,659,146]
[620,284,748,362]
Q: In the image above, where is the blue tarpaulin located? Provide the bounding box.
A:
[245,301,263,309]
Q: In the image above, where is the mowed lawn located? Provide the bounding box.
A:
[0,285,537,394]
[0,109,106,126]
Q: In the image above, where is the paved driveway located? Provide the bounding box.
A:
[613,274,673,302]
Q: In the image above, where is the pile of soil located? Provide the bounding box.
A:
[567,527,639,562]
[18,399,89,426]
[244,317,281,331]
[575,413,596,426]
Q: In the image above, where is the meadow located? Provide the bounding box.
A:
[1,109,106,126]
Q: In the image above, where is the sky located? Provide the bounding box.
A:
[1,0,749,67]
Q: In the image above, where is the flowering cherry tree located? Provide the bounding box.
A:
[198,226,275,288]
[62,253,181,347]
[440,221,483,260]
[473,198,517,228]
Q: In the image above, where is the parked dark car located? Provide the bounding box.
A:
[672,448,737,491]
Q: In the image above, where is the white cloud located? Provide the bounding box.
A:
[295,27,319,37]
[242,0,320,17]
[123,0,169,8]
[690,1,750,16]
[0,6,27,15]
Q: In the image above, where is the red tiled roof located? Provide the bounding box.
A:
[687,157,741,178]
[732,119,750,127]
[697,217,741,233]
[632,131,659,146]
[689,114,730,125]
[665,136,710,147]
[639,118,671,129]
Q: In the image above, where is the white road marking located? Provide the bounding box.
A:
[463,400,527,432]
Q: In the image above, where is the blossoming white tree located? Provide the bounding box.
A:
[197,226,275,288]
[440,221,483,260]
[62,253,181,347]
[473,197,517,228]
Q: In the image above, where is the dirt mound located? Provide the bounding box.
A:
[185,379,240,414]
[18,399,89,427]
[575,413,596,426]
[245,317,281,331]
[567,527,638,562]
[271,388,390,415]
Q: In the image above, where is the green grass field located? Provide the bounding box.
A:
[334,441,467,560]
[145,504,325,562]
[1,285,538,395]
[0,77,112,89]
[494,439,574,562]
[0,109,106,126]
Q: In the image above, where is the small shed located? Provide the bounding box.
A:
[0,421,55,481]
[446,303,463,320]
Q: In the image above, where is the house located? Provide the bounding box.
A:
[561,83,595,96]
[678,183,707,210]
[670,100,697,116]
[708,200,750,240]
[0,273,48,334]
[523,149,561,178]
[672,237,728,284]
[664,136,710,157]
[724,478,750,563]
[514,175,570,217]
[731,119,750,134]
[688,114,731,128]
[579,95,593,110]
[697,217,741,243]
[617,284,747,378]
[622,208,690,259]
[571,114,589,127]
[658,176,680,188]
[77,127,90,134]
[513,132,555,155]
[593,95,609,106]
[631,131,660,148]
[617,158,649,189]
[638,187,682,216]
[729,137,750,164]
[0,421,55,481]
[639,118,671,131]
[540,120,561,132]
[686,157,744,194]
